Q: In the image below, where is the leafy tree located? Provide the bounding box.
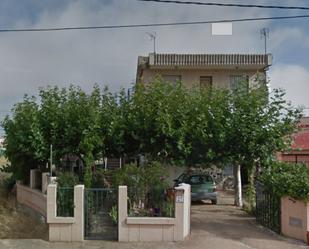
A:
[226,82,301,207]
[1,79,301,200]
[259,162,309,201]
[2,95,41,182]
[124,80,191,162]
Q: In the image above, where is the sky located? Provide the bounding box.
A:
[0,0,309,134]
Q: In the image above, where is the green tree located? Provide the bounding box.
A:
[2,95,42,182]
[1,80,301,197]
[227,82,301,207]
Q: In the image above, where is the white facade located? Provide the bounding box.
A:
[137,53,272,89]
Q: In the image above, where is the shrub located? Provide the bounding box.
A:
[2,175,15,194]
[112,162,173,217]
[56,171,78,217]
[56,171,79,187]
[259,162,309,201]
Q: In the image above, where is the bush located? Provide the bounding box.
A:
[259,162,309,201]
[112,162,173,217]
[56,172,78,217]
[56,171,79,187]
[2,175,15,193]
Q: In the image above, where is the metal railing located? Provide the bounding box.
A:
[127,187,175,218]
[256,181,281,233]
[57,187,74,217]
[84,188,118,240]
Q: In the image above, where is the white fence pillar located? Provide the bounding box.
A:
[174,183,191,240]
[118,186,129,241]
[47,184,84,242]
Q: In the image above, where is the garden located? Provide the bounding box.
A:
[0,77,302,212]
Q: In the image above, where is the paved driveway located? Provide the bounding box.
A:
[0,192,307,249]
[188,193,307,249]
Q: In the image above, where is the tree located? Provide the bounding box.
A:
[1,80,301,196]
[2,85,106,185]
[124,80,191,163]
[2,95,41,182]
[227,83,301,207]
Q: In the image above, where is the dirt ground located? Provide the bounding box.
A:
[0,172,48,240]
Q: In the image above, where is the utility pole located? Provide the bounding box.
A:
[260,28,269,54]
[146,32,156,53]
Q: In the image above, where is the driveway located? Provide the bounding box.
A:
[0,192,306,249]
[188,192,307,249]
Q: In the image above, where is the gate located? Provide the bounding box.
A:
[84,188,118,240]
[255,181,281,233]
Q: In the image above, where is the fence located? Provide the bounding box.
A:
[57,187,74,217]
[256,181,281,233]
[47,184,84,242]
[84,188,118,240]
[47,184,190,242]
[118,184,191,242]
[127,187,175,218]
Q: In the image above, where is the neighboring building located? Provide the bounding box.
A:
[136,53,272,89]
[277,117,309,166]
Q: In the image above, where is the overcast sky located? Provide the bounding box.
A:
[1,0,309,134]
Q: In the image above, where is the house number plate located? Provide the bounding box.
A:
[176,195,184,203]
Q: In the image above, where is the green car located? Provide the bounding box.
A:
[174,173,218,204]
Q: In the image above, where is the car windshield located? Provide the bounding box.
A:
[189,175,212,185]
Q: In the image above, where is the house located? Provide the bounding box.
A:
[136,53,272,89]
[277,117,309,166]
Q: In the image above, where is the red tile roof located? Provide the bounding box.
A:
[291,132,309,150]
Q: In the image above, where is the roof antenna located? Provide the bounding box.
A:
[260,28,269,54]
[146,32,156,54]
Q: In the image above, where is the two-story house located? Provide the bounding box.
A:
[136,52,273,185]
[136,53,272,89]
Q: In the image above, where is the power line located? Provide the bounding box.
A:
[139,0,309,10]
[0,15,309,33]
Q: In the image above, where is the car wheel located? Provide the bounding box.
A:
[211,199,217,205]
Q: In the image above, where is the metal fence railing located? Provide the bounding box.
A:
[256,181,281,234]
[57,187,74,217]
[127,187,175,218]
[84,188,118,240]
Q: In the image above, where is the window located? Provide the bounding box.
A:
[229,75,248,91]
[162,75,181,85]
[200,76,213,89]
[189,175,213,185]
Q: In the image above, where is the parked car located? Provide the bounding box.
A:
[174,173,218,204]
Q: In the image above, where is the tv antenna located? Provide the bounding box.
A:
[146,32,156,53]
[260,28,269,54]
